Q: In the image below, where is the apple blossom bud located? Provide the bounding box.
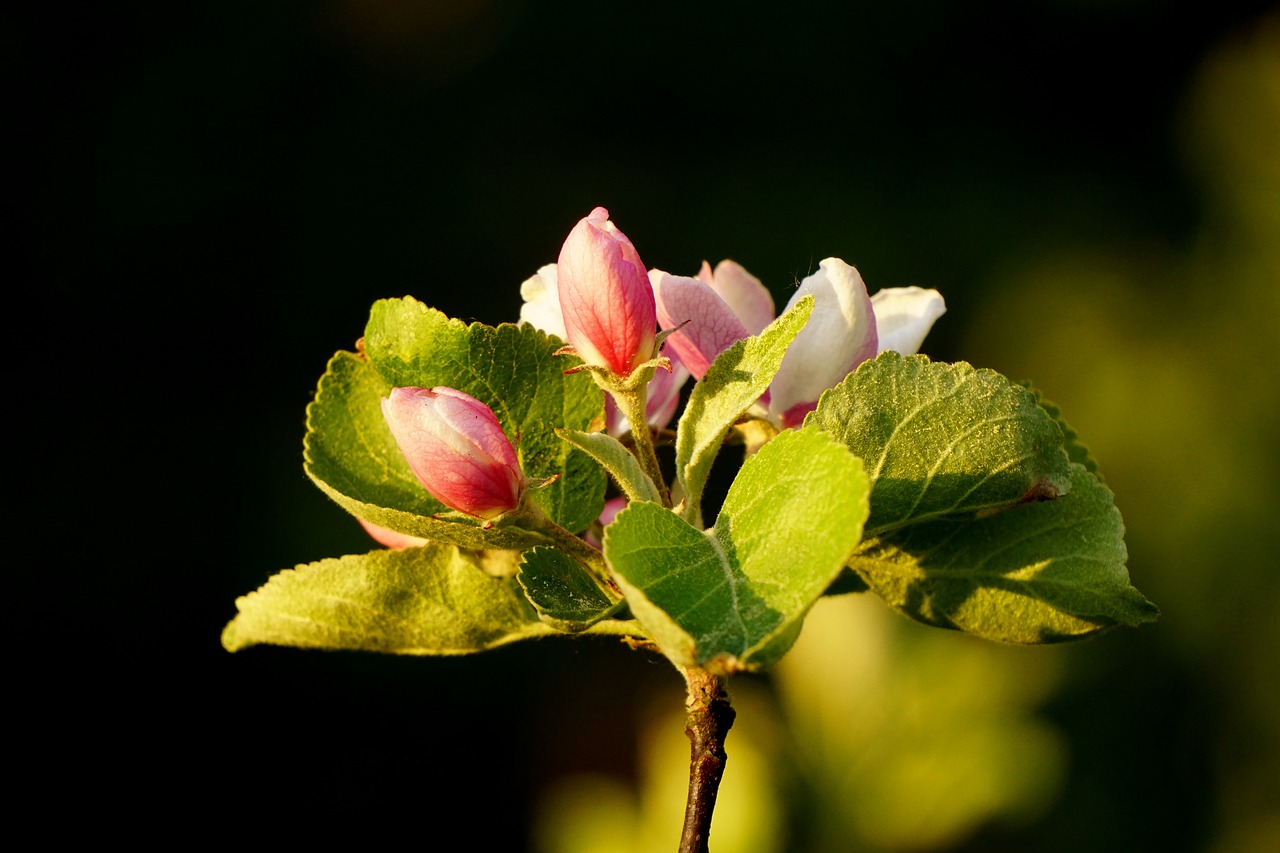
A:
[556,207,656,376]
[381,386,525,521]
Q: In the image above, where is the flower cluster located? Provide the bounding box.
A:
[375,207,945,531]
[521,207,946,430]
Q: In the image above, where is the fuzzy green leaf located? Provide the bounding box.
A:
[848,464,1159,643]
[605,426,869,672]
[810,352,1073,535]
[555,429,662,504]
[222,543,556,654]
[517,546,623,631]
[674,295,814,527]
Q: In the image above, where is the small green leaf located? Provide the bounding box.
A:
[605,426,869,672]
[517,547,623,631]
[848,463,1159,644]
[674,295,814,527]
[555,429,662,504]
[361,298,605,531]
[810,352,1073,535]
[222,543,556,654]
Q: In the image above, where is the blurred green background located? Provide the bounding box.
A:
[33,1,1278,849]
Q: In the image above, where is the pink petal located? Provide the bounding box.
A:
[703,260,775,336]
[651,270,752,380]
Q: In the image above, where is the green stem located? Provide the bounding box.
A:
[614,385,672,508]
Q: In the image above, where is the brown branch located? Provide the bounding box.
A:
[678,667,737,853]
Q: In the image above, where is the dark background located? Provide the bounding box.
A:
[27,1,1279,849]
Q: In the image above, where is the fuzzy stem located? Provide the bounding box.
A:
[678,667,736,853]
[614,384,672,508]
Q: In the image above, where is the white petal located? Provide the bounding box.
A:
[518,263,567,341]
[768,258,878,420]
[871,286,946,354]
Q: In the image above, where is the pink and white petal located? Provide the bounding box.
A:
[708,260,775,335]
[872,286,946,355]
[651,270,751,380]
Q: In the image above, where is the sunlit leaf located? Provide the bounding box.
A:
[222,543,555,654]
[674,295,814,527]
[555,429,663,504]
[848,464,1158,643]
[810,352,1073,535]
[605,426,869,671]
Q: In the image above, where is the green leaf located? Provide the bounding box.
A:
[555,429,662,504]
[605,426,870,672]
[303,351,546,551]
[361,298,604,531]
[674,295,814,527]
[222,543,557,654]
[810,352,1073,535]
[517,547,623,631]
[848,463,1159,643]
[1020,383,1101,477]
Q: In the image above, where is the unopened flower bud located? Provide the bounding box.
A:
[556,207,657,376]
[381,386,525,521]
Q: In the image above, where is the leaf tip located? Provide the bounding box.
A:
[220,617,250,653]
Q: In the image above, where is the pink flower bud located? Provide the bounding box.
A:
[556,207,657,375]
[381,386,525,521]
